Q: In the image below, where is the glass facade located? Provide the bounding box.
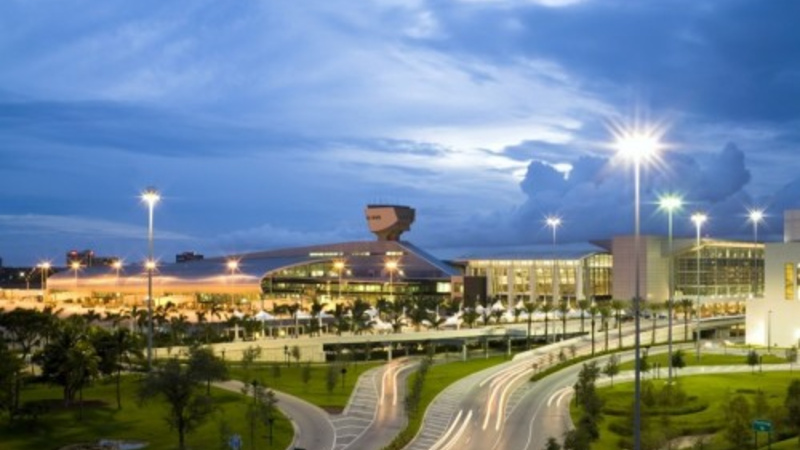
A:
[464,253,611,302]
[674,242,764,298]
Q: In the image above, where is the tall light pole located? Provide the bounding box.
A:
[142,186,160,370]
[333,260,346,302]
[659,195,682,383]
[70,261,81,287]
[748,209,764,298]
[615,129,661,450]
[767,309,773,353]
[112,260,123,285]
[38,261,51,299]
[385,259,399,302]
[546,216,561,305]
[691,212,707,362]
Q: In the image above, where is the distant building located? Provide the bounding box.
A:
[176,251,205,263]
[746,210,800,348]
[66,249,119,267]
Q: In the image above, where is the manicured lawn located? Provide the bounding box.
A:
[585,371,800,449]
[618,351,789,371]
[0,376,292,450]
[228,361,382,411]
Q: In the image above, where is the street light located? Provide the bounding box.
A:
[748,208,764,298]
[38,261,51,300]
[111,260,123,285]
[614,127,662,450]
[691,212,707,362]
[659,194,682,384]
[70,261,82,286]
[546,216,561,305]
[142,186,160,370]
[767,309,773,353]
[385,259,399,302]
[333,260,346,301]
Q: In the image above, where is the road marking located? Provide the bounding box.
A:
[439,410,473,450]
[429,409,464,450]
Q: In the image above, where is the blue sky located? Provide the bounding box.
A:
[2,0,799,266]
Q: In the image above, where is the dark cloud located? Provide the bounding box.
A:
[511,142,762,242]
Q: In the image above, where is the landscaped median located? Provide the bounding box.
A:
[228,360,382,412]
[581,371,800,449]
[381,355,509,450]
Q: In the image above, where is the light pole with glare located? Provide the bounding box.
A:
[112,260,123,285]
[142,187,160,370]
[39,262,51,300]
[546,216,561,304]
[659,195,682,383]
[615,128,661,450]
[385,259,399,302]
[70,261,81,286]
[767,309,773,353]
[691,212,707,362]
[227,259,239,277]
[748,209,764,298]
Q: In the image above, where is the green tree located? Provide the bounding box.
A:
[572,362,603,442]
[599,306,611,352]
[671,349,686,377]
[139,357,216,450]
[301,362,312,392]
[291,345,302,366]
[747,350,760,374]
[723,395,751,449]
[576,299,590,334]
[92,327,143,409]
[188,345,229,395]
[679,299,694,341]
[611,300,626,349]
[326,364,339,394]
[785,379,800,444]
[558,300,570,341]
[603,355,620,387]
[543,437,562,450]
[34,318,99,407]
[541,301,554,344]
[524,301,538,349]
[0,338,24,417]
[589,306,599,355]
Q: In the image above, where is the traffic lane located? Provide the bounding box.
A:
[275,391,336,450]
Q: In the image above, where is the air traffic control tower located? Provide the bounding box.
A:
[365,205,416,241]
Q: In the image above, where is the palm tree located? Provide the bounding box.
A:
[82,309,102,325]
[679,299,694,341]
[310,299,324,337]
[558,300,570,341]
[462,309,479,329]
[611,300,627,350]
[331,303,350,336]
[540,301,554,344]
[523,301,537,349]
[649,302,662,345]
[599,306,611,352]
[577,299,591,333]
[589,305,599,355]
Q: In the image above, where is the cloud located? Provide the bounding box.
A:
[0,214,191,241]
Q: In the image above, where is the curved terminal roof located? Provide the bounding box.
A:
[47,240,459,294]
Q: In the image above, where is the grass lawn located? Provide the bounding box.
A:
[0,376,292,450]
[618,351,789,371]
[582,371,800,449]
[228,361,382,412]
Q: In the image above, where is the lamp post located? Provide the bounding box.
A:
[546,216,561,305]
[111,260,123,280]
[748,209,764,298]
[659,195,682,383]
[691,212,707,362]
[767,309,773,353]
[385,259,399,302]
[615,129,661,450]
[39,261,51,300]
[70,261,81,287]
[334,260,346,302]
[142,186,160,370]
